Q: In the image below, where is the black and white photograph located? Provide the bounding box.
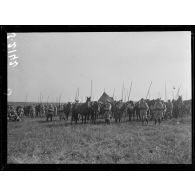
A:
[4,27,193,167]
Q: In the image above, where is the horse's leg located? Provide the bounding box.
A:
[146,117,148,125]
[84,115,87,124]
[142,117,144,125]
[71,115,73,125]
[93,113,95,124]
[81,115,83,124]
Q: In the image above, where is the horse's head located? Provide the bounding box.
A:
[86,97,91,102]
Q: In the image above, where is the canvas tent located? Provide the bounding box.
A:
[98,92,114,103]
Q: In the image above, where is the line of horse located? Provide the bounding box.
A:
[7,96,191,124]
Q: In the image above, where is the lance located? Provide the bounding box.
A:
[40,93,43,104]
[112,88,115,99]
[25,93,28,105]
[165,82,167,101]
[127,91,129,101]
[75,87,79,101]
[47,96,49,105]
[176,85,181,98]
[124,86,126,102]
[172,90,174,100]
[128,81,133,101]
[146,82,152,99]
[78,87,79,98]
[75,88,78,100]
[90,80,92,99]
[59,94,62,106]
[122,82,124,101]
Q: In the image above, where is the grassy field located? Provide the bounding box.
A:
[7,116,192,164]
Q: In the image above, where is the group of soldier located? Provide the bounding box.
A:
[97,98,174,125]
[137,98,171,125]
[7,95,191,125]
[7,103,58,122]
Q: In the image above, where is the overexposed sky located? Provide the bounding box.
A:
[8,32,191,102]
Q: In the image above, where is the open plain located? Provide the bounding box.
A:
[7,116,192,164]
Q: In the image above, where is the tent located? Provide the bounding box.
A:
[98,92,114,103]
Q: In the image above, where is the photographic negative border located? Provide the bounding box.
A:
[1,25,194,171]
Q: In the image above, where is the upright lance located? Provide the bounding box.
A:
[59,94,62,107]
[25,93,28,106]
[75,88,78,101]
[123,86,126,102]
[112,88,115,99]
[75,87,79,101]
[165,82,167,101]
[90,80,92,99]
[128,81,133,101]
[47,96,49,105]
[176,85,181,99]
[121,82,124,101]
[146,82,152,99]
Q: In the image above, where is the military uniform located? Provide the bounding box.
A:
[153,99,164,124]
[167,101,173,118]
[46,104,54,121]
[139,99,149,122]
[104,101,112,124]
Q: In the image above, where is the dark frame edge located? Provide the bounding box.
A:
[1,25,195,171]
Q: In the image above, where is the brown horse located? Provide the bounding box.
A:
[71,97,91,124]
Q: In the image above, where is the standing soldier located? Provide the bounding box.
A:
[46,104,54,121]
[54,105,58,117]
[153,98,164,125]
[166,99,173,119]
[161,100,167,120]
[104,100,112,124]
[139,98,149,125]
[30,105,36,118]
